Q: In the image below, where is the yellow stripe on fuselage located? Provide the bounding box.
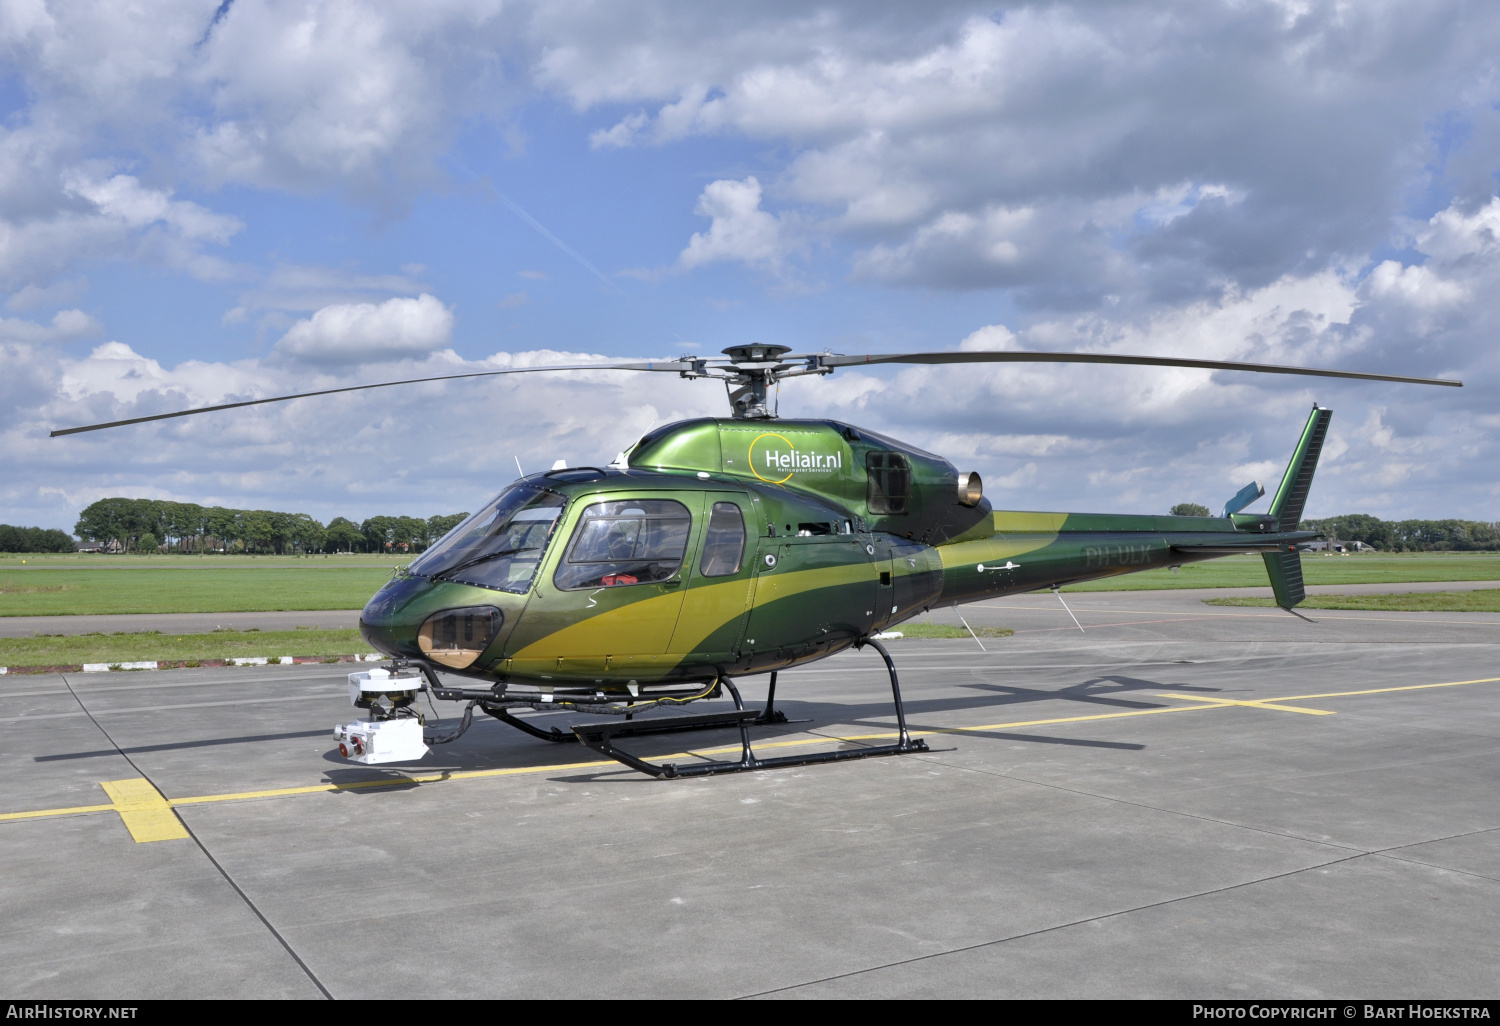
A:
[991,511,1069,534]
[512,560,875,665]
[750,559,873,605]
[667,576,755,653]
[511,589,687,661]
[939,533,1059,570]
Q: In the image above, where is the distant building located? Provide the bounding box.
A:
[1298,539,1373,554]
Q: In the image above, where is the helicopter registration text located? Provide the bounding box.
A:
[1083,544,1157,568]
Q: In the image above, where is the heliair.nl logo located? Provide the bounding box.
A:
[748,432,845,484]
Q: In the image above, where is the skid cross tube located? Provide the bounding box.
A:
[757,670,789,725]
[401,658,726,744]
[569,640,929,778]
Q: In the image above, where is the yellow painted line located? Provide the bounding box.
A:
[3,675,1497,829]
[167,760,615,806]
[0,803,116,822]
[99,778,190,843]
[1269,676,1500,702]
[966,601,1500,628]
[1153,694,1335,715]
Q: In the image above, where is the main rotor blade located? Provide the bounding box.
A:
[818,350,1463,388]
[49,360,695,437]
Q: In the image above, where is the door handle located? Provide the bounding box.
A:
[660,579,682,589]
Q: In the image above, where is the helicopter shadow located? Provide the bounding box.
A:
[39,728,332,763]
[314,672,1210,783]
[810,672,1221,750]
[817,672,1218,724]
[319,763,424,793]
[948,730,1144,751]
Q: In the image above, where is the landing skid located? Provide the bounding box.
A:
[572,639,928,778]
[408,640,925,777]
[479,670,792,746]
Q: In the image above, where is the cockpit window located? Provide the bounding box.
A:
[555,499,692,590]
[408,485,566,593]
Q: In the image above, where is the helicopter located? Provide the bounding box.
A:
[53,343,1461,777]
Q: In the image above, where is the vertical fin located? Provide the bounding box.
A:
[1268,405,1333,531]
[1262,404,1332,610]
[1262,549,1306,610]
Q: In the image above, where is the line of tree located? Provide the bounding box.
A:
[1300,514,1500,552]
[73,498,468,555]
[0,524,78,553]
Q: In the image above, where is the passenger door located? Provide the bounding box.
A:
[667,493,757,660]
[743,524,879,667]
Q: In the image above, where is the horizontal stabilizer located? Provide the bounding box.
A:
[1222,480,1265,517]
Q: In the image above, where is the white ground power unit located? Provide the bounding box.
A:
[334,667,430,765]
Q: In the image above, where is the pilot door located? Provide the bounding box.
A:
[506,496,696,680]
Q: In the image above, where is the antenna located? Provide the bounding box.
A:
[1052,586,1085,632]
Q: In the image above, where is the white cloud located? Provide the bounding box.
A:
[1364,261,1466,310]
[63,173,242,244]
[274,293,455,364]
[0,309,101,344]
[0,1,1497,530]
[4,0,1497,304]
[5,339,718,530]
[776,194,1497,519]
[1137,182,1247,227]
[589,110,649,149]
[235,263,432,316]
[7,279,87,312]
[534,2,1500,302]
[678,177,792,273]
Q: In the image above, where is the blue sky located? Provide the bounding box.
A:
[2,1,1497,530]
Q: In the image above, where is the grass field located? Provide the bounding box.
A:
[0,556,394,616]
[0,553,399,568]
[1,551,1497,618]
[0,627,369,668]
[1061,552,1500,591]
[888,623,1015,639]
[1205,589,1500,612]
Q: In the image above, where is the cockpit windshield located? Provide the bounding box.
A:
[408,485,566,594]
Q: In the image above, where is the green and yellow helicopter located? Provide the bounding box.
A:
[54,344,1460,777]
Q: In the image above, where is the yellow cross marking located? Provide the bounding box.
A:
[1152,693,1335,715]
[99,778,190,843]
[0,675,1496,833]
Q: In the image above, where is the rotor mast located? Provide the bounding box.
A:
[681,344,834,419]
